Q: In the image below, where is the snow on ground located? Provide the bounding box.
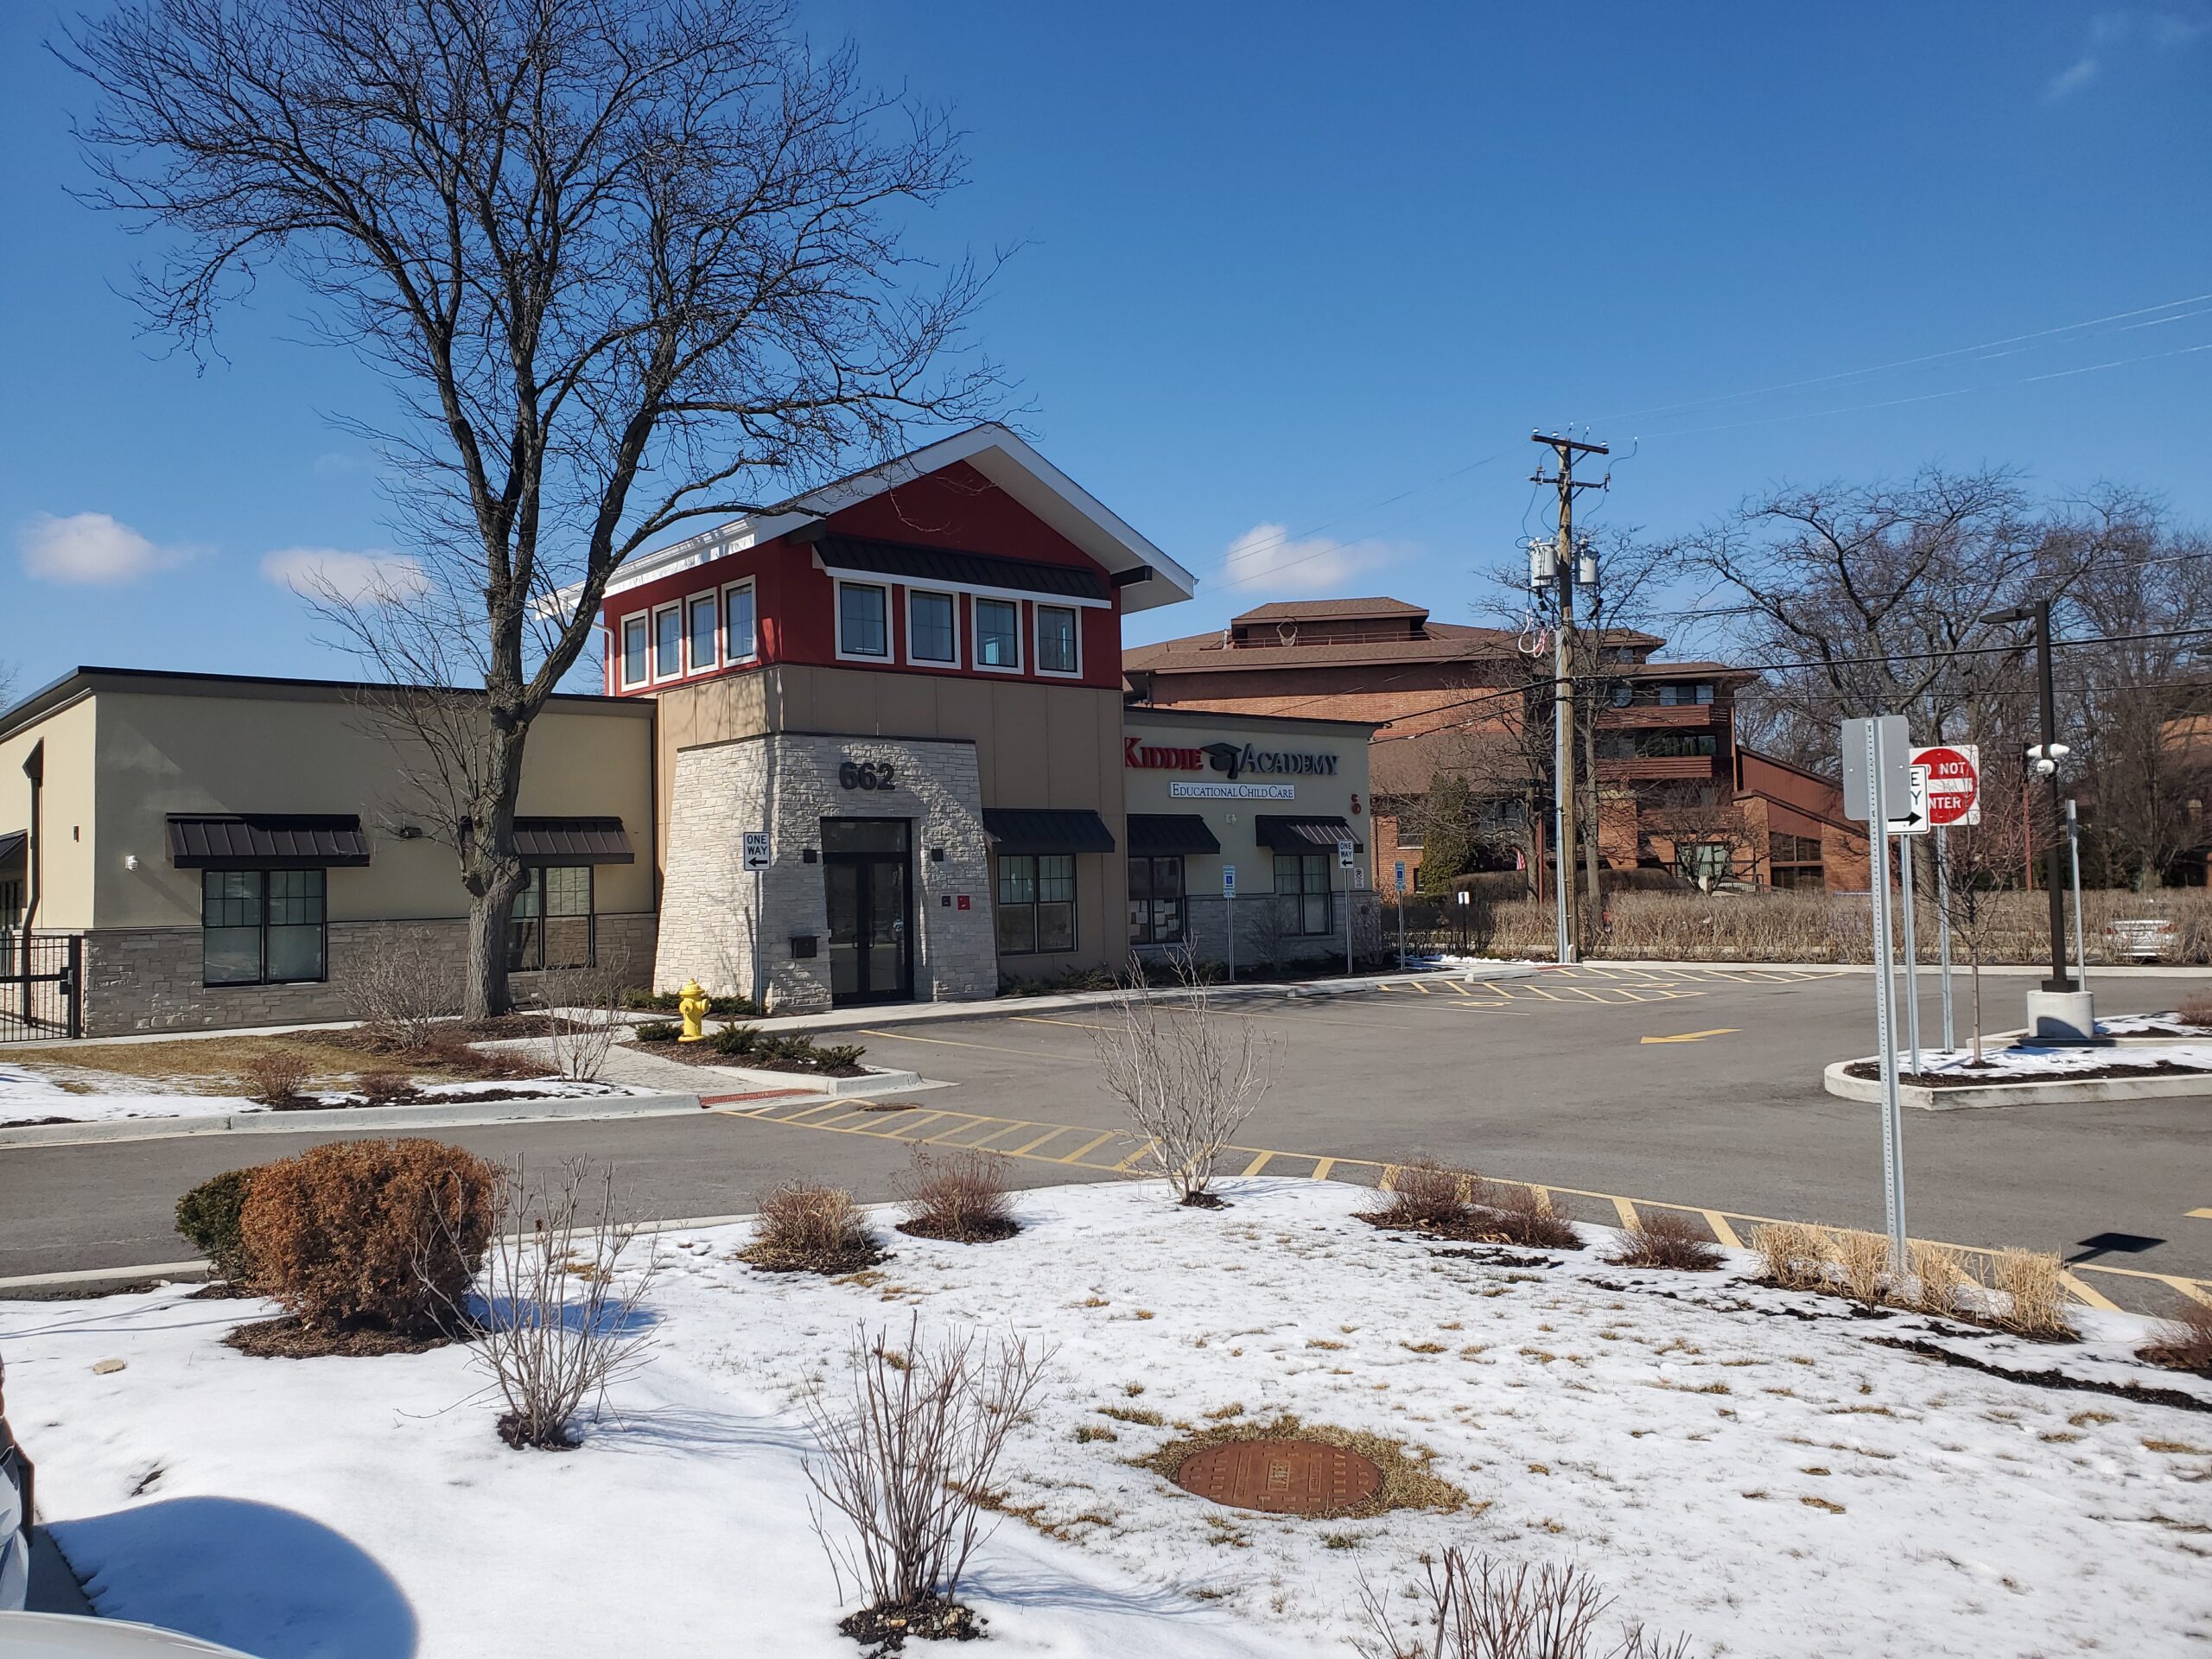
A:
[4,1179,2209,1658]
[0,1060,636,1123]
[1904,1041,2212,1078]
[2099,1013,2212,1039]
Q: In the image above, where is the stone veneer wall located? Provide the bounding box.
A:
[654,733,998,1013]
[1139,888,1371,976]
[77,912,658,1037]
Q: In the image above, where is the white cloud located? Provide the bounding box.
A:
[260,546,431,604]
[18,512,194,585]
[2044,55,2101,99]
[1220,521,1399,595]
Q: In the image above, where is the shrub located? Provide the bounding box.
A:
[1355,1546,1700,1659]
[346,931,456,1050]
[175,1167,259,1286]
[1990,1248,2075,1340]
[1363,1160,1475,1230]
[632,1020,680,1043]
[896,1147,1018,1243]
[803,1314,1050,1637]
[2177,992,2212,1028]
[2138,1302,2212,1374]
[622,988,761,1017]
[741,1181,882,1274]
[709,1026,866,1072]
[240,1139,498,1338]
[354,1069,415,1105]
[1465,1181,1582,1250]
[240,1050,315,1108]
[1607,1211,1723,1271]
[1091,958,1273,1205]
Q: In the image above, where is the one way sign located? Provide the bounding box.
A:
[1889,765,1931,836]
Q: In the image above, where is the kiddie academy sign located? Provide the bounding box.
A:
[1124,738,1340,779]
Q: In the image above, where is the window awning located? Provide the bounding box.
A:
[167,815,371,869]
[513,817,634,865]
[0,830,24,867]
[815,535,1111,606]
[1127,814,1220,855]
[982,808,1116,855]
[1253,815,1362,854]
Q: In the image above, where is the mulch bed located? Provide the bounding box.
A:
[1844,1058,2212,1087]
[0,1116,76,1129]
[735,1238,890,1275]
[628,1039,868,1079]
[895,1216,1020,1244]
[839,1597,984,1654]
[223,1314,463,1359]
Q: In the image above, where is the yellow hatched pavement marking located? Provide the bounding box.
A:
[863,1109,952,1137]
[1111,1139,1159,1173]
[1610,1195,1641,1229]
[856,1027,1052,1057]
[1702,1211,1745,1250]
[1053,1129,1119,1165]
[1241,1151,1274,1178]
[1311,1156,1337,1182]
[2058,1271,2122,1313]
[1006,1125,1073,1156]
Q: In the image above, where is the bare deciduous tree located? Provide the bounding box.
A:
[1091,957,1273,1205]
[802,1313,1048,1628]
[537,956,632,1082]
[64,0,1005,1016]
[426,1156,660,1449]
[347,929,459,1050]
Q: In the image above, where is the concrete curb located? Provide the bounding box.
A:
[0,1090,710,1150]
[697,1064,932,1099]
[1821,1057,2212,1111]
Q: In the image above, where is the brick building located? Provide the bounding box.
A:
[1125,595,1858,893]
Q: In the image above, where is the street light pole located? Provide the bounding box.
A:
[1980,599,2075,995]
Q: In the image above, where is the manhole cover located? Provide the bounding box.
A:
[1172,1439,1383,1516]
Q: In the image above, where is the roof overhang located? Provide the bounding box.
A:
[591,425,1197,614]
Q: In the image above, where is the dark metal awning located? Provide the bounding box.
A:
[1127,814,1220,855]
[982,808,1116,855]
[167,814,372,869]
[0,830,24,866]
[1253,815,1362,854]
[513,817,634,865]
[814,535,1110,604]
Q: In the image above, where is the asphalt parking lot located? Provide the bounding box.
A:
[3,964,2209,1294]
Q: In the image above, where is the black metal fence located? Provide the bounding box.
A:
[1,933,82,1044]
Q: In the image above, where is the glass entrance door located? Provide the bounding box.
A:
[822,818,912,1006]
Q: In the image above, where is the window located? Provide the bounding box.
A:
[1658,683,1680,707]
[1035,604,1079,675]
[620,613,649,687]
[509,866,594,971]
[723,581,757,663]
[975,597,1021,670]
[0,877,21,930]
[1676,842,1731,889]
[837,582,889,658]
[995,853,1075,954]
[686,594,718,672]
[653,604,683,680]
[1695,683,1715,705]
[201,869,326,986]
[1128,855,1185,945]
[1609,683,1634,708]
[1274,853,1331,935]
[908,589,957,664]
[1611,731,1719,760]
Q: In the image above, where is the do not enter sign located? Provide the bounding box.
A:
[1911,744,1980,826]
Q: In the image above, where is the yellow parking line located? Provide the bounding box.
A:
[864,1109,950,1137]
[1111,1139,1159,1173]
[1052,1129,1119,1164]
[968,1119,1052,1150]
[926,1118,1014,1148]
[1012,1015,1120,1033]
[1241,1151,1274,1178]
[1006,1125,1073,1156]
[1702,1211,1745,1250]
[2058,1271,2122,1313]
[1312,1156,1337,1182]
[857,1027,1050,1057]
[1611,1195,1640,1228]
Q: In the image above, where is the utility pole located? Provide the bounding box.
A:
[1531,430,1608,962]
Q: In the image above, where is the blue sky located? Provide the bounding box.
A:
[3,3,2208,700]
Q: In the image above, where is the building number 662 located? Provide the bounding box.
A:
[839,760,896,791]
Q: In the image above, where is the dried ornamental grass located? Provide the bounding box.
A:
[238,1138,496,1339]
[1909,1241,1977,1318]
[1607,1211,1724,1272]
[1990,1249,2075,1340]
[2136,1302,2212,1374]
[1751,1222,1832,1291]
[1832,1230,1894,1312]
[741,1181,885,1274]
[894,1148,1019,1243]
[1360,1159,1476,1230]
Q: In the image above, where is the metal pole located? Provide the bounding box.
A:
[2067,798,2088,991]
[1899,826,1922,1077]
[1866,720,1907,1274]
[1344,876,1354,978]
[1936,825,1955,1052]
[1396,891,1407,970]
[1226,888,1236,983]
[2036,601,2075,993]
[753,865,765,1010]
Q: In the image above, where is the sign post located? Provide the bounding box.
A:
[1222,864,1236,983]
[741,830,771,1009]
[1843,715,1910,1274]
[1895,766,1929,1077]
[1912,744,1980,1056]
[1337,840,1356,976]
[2067,799,2088,990]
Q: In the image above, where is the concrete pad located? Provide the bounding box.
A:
[1822,1057,2212,1111]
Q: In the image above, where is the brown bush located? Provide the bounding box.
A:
[2177,992,2212,1028]
[895,1148,1018,1243]
[2138,1302,2212,1374]
[240,1050,315,1108]
[1607,1211,1723,1272]
[741,1181,883,1274]
[1463,1181,1582,1251]
[354,1069,416,1105]
[240,1139,497,1338]
[1361,1160,1476,1230]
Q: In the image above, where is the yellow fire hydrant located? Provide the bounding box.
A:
[676,978,710,1043]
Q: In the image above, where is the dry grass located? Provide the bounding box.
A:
[5,1031,521,1098]
[2177,992,2212,1027]
[1909,1242,1976,1318]
[1752,1222,1833,1291]
[1990,1249,2076,1341]
[740,1182,885,1274]
[1608,1211,1724,1272]
[1138,1413,1470,1520]
[1358,1159,1476,1230]
[1832,1230,1893,1312]
[2137,1303,2212,1375]
[893,1147,1019,1243]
